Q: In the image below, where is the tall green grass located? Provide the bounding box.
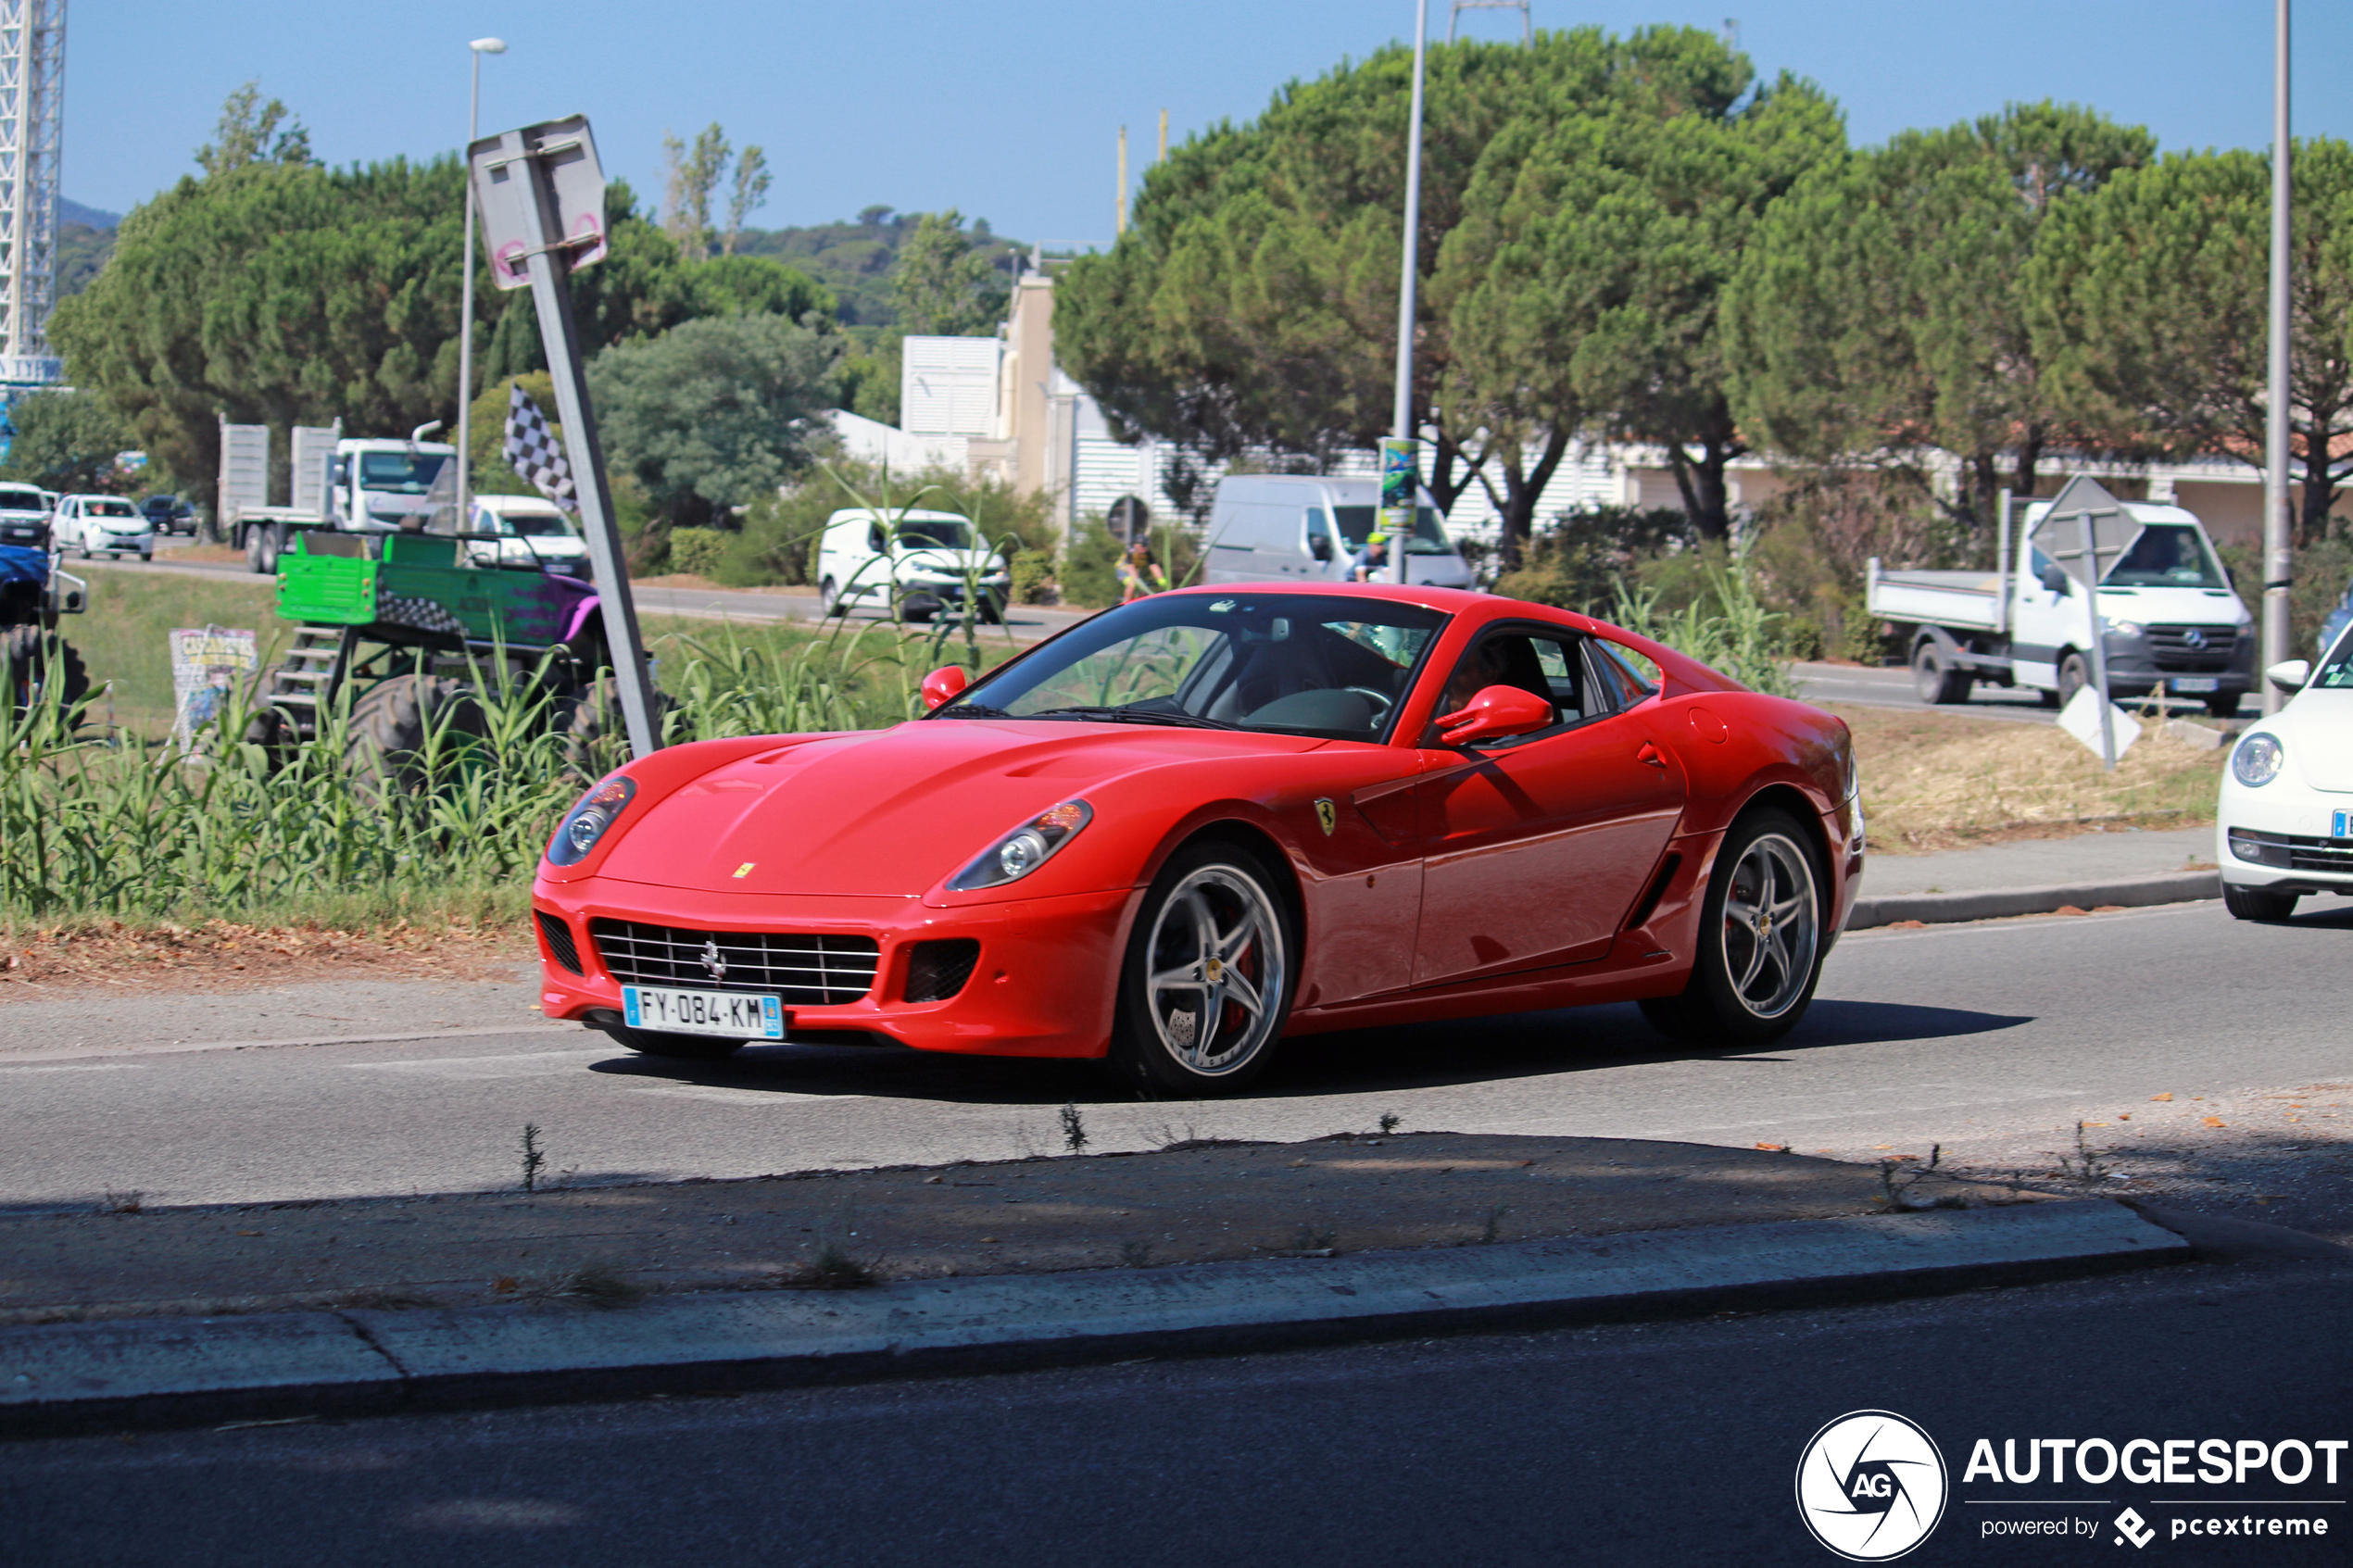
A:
[1608,544,1798,698]
[3,616,979,924]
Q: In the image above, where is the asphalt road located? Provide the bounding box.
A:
[75,546,1099,643]
[5,899,2347,1244]
[6,1252,2345,1566]
[1791,660,2251,724]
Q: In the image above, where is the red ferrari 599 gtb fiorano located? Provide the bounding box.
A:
[532,583,1862,1094]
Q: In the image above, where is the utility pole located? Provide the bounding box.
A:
[1157,107,1168,163]
[1115,126,1128,237]
[2261,0,2293,709]
[1386,0,1430,584]
[453,37,505,541]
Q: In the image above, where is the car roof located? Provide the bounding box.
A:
[472,494,563,513]
[826,508,972,525]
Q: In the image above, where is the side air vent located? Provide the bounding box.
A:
[905,939,982,1003]
[1625,853,1683,932]
[535,910,584,975]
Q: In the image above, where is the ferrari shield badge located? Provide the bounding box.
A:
[1314,799,1338,837]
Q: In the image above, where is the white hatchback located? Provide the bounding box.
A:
[2216,632,2353,919]
[58,494,153,561]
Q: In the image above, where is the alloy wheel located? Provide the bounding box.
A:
[1719,832,1818,1020]
[1142,864,1287,1076]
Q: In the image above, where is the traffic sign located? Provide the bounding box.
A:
[469,115,610,291]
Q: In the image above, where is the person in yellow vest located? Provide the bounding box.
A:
[1117,542,1169,602]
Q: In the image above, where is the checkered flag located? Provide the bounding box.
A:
[502,383,577,514]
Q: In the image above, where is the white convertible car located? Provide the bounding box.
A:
[2218,631,2353,919]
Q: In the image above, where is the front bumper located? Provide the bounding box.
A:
[2101,635,2257,697]
[531,876,1138,1058]
[2217,784,2353,895]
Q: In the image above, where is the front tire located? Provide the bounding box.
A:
[343,672,487,794]
[4,626,90,721]
[1912,639,1972,705]
[818,577,840,617]
[2057,650,2092,707]
[1110,841,1297,1096]
[2222,884,2299,922]
[1641,809,1828,1047]
[2204,692,2241,719]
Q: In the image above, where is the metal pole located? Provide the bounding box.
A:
[1116,126,1128,237]
[455,39,504,541]
[2262,0,2293,710]
[490,126,659,758]
[1391,0,1429,584]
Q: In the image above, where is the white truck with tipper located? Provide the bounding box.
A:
[1865,474,2256,718]
[219,417,459,575]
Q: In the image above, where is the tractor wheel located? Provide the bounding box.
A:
[4,625,90,723]
[344,672,487,794]
[554,674,674,777]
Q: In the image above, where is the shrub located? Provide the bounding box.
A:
[667,528,729,578]
[1492,506,1694,614]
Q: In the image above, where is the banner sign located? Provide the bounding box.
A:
[169,625,258,747]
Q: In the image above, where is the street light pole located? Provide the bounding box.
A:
[2261,0,2292,709]
[1389,0,1429,584]
[455,36,506,539]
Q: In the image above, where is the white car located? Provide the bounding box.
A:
[813,508,1009,623]
[0,483,50,549]
[2216,633,2353,919]
[58,494,153,561]
[462,494,590,575]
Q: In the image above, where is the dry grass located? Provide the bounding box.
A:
[1837,704,2226,854]
[0,910,531,992]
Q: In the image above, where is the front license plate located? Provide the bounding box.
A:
[2334,809,2350,841]
[2171,677,2220,694]
[622,985,785,1039]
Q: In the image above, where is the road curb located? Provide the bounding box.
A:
[1845,870,2220,930]
[0,1200,2184,1439]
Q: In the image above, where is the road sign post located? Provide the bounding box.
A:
[2034,475,2139,771]
[466,114,659,759]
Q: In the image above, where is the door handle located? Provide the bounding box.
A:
[1636,742,1667,770]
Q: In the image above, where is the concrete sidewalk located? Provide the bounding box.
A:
[1847,825,2220,930]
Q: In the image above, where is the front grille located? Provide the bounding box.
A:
[535,910,583,975]
[2229,828,2353,873]
[2147,624,2238,672]
[905,938,981,1003]
[588,920,879,1005]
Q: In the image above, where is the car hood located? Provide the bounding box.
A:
[593,719,1327,897]
[2279,687,2353,792]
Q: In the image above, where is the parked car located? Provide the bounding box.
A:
[57,495,153,561]
[2215,628,2353,921]
[532,582,1863,1093]
[461,494,590,576]
[1202,473,1477,590]
[139,494,195,535]
[813,508,1009,623]
[0,483,51,548]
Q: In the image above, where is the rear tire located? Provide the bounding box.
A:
[1641,809,1828,1047]
[256,524,282,576]
[817,577,841,617]
[3,625,90,721]
[343,672,487,794]
[1110,841,1297,1097]
[2222,884,2299,922]
[1911,639,1972,705]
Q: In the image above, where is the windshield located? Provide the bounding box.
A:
[0,487,45,512]
[937,591,1447,742]
[357,452,450,495]
[480,506,575,539]
[1330,505,1453,557]
[897,519,974,551]
[2313,624,2353,689]
[2103,524,2227,589]
[85,498,137,518]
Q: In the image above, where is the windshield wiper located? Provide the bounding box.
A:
[930,702,1019,720]
[1021,705,1241,731]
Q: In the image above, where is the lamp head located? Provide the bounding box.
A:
[470,37,507,53]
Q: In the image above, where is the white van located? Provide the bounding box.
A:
[461,494,590,575]
[814,508,1011,622]
[1202,474,1474,590]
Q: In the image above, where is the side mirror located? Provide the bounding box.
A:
[2266,659,2311,694]
[2038,564,2070,594]
[1308,533,1333,563]
[1436,685,1554,746]
[921,665,971,711]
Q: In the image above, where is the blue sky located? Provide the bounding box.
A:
[67,1,2353,248]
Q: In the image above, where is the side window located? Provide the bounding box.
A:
[1430,629,1595,741]
[1304,508,1334,562]
[868,522,887,555]
[1583,640,1649,711]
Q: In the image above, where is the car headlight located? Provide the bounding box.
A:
[546,774,635,865]
[2232,732,2284,788]
[2107,620,2145,639]
[947,799,1091,891]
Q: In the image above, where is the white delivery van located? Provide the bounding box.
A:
[813,508,1011,623]
[1202,474,1474,589]
[461,494,591,576]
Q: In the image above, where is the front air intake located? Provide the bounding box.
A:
[904,939,982,1003]
[535,910,584,975]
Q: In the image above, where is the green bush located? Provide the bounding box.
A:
[2218,534,2351,659]
[667,528,730,578]
[1011,548,1059,605]
[1492,506,1694,614]
[1060,518,1125,608]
